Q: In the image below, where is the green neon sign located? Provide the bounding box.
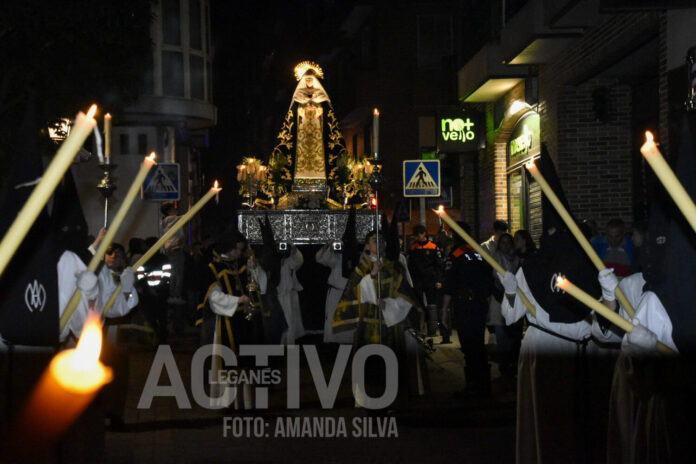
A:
[440,117,476,142]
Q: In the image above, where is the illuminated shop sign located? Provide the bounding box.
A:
[436,110,483,152]
[507,112,540,165]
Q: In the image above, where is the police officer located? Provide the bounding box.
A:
[441,221,494,397]
[408,224,443,336]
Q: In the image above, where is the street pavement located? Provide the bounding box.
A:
[103,328,516,464]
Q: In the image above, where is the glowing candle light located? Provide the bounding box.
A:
[102,181,222,316]
[237,165,247,182]
[59,153,157,332]
[365,161,374,175]
[5,313,113,460]
[525,158,636,318]
[104,113,112,162]
[0,105,98,278]
[640,131,696,233]
[434,207,536,316]
[555,276,675,355]
[373,108,380,159]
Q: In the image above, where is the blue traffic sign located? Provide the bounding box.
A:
[142,163,180,201]
[403,160,440,197]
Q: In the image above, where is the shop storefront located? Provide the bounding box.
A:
[506,111,542,240]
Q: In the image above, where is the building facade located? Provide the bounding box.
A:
[458,0,696,240]
[74,0,216,242]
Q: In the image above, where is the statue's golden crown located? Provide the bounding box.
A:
[294,61,324,81]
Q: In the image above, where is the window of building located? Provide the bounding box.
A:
[162,51,185,97]
[138,134,148,154]
[119,133,130,155]
[190,55,205,100]
[190,0,202,50]
[416,14,453,68]
[162,0,181,46]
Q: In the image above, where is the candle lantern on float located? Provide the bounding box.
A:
[237,157,267,209]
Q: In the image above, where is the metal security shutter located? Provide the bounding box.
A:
[528,179,543,244]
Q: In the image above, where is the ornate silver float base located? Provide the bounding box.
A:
[238,209,377,245]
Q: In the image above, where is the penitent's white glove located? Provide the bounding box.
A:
[76,270,99,301]
[209,286,238,317]
[120,268,136,293]
[598,268,618,302]
[624,319,658,356]
[498,271,517,295]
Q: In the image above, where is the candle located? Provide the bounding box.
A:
[102,181,222,316]
[104,113,112,162]
[640,131,696,233]
[0,105,97,278]
[434,208,537,316]
[365,161,374,175]
[525,159,636,318]
[5,313,112,460]
[373,108,379,159]
[237,165,247,182]
[247,158,257,175]
[59,153,157,332]
[555,276,675,355]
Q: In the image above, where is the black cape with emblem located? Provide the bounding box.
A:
[0,107,60,346]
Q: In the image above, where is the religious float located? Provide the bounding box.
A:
[237,61,381,245]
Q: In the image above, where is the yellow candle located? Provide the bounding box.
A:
[102,181,222,316]
[104,113,112,161]
[525,159,636,318]
[59,153,157,332]
[5,314,112,461]
[434,208,537,317]
[641,131,696,233]
[0,105,97,278]
[555,276,675,355]
[237,165,246,182]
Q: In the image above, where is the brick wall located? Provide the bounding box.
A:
[556,79,633,229]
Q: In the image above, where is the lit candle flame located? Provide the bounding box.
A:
[87,104,98,119]
[105,113,111,120]
[526,158,536,169]
[213,180,220,190]
[556,275,566,285]
[645,131,654,144]
[72,313,103,368]
[374,108,379,116]
[147,152,156,162]
[437,205,444,214]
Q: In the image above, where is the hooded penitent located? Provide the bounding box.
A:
[643,114,696,353]
[521,145,601,323]
[0,106,60,345]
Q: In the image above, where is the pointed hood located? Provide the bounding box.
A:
[646,114,696,352]
[522,145,601,323]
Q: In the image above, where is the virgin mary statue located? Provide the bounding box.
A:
[270,61,349,208]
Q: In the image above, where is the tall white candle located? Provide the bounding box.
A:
[373,108,380,159]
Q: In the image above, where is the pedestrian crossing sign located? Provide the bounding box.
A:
[403,160,440,197]
[142,163,180,201]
